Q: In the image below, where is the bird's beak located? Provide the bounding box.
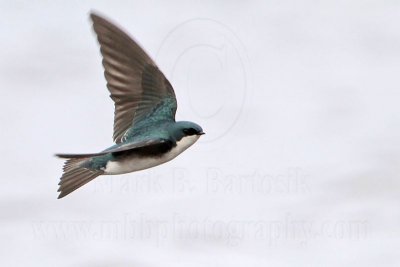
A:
[198,132,205,135]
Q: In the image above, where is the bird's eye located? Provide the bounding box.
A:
[183,128,197,135]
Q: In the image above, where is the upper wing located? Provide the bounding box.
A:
[90,13,177,143]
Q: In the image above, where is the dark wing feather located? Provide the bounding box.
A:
[55,138,171,159]
[90,13,177,143]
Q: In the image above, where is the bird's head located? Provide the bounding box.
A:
[170,121,205,141]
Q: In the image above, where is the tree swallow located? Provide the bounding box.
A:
[56,13,204,198]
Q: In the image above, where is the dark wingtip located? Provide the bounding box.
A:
[89,10,102,20]
[89,11,111,24]
[89,10,97,16]
[55,153,71,159]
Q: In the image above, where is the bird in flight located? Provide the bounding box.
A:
[56,13,204,198]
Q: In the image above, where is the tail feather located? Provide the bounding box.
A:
[57,157,103,199]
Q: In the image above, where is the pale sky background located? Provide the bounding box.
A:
[1,1,400,266]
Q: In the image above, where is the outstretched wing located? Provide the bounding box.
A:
[55,138,172,159]
[91,13,177,143]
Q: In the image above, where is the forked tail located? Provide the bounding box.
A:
[57,156,103,199]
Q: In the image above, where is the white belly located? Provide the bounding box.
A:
[104,135,200,175]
